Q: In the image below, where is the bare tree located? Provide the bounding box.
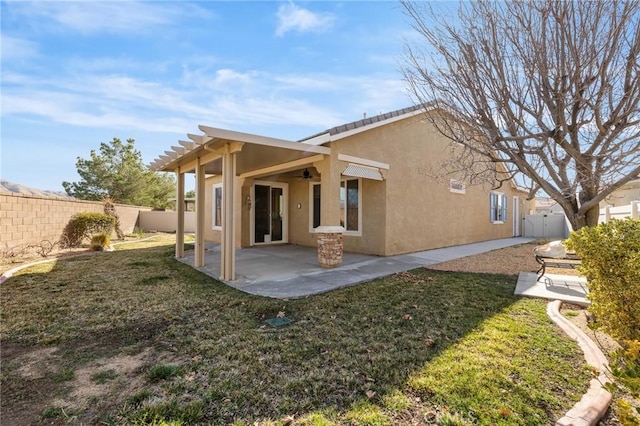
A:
[402,0,640,230]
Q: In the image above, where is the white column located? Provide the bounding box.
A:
[604,205,611,223]
[175,168,185,258]
[315,155,342,227]
[195,157,206,267]
[631,200,639,220]
[221,146,236,280]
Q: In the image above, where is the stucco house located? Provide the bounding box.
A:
[602,177,640,207]
[151,104,529,280]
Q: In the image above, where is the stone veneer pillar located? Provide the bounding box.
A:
[315,226,345,268]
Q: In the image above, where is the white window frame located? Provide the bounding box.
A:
[212,183,222,230]
[490,192,508,224]
[309,182,322,232]
[340,178,362,236]
[449,179,466,194]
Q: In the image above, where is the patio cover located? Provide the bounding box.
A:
[150,127,330,281]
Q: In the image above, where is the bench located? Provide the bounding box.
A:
[533,241,581,280]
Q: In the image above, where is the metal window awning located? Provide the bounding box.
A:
[342,163,384,181]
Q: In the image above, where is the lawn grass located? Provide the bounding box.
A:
[0,235,591,425]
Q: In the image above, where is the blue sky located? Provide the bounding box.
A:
[1,0,426,192]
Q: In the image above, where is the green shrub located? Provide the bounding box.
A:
[565,218,640,341]
[60,212,115,248]
[605,340,640,424]
[90,233,111,251]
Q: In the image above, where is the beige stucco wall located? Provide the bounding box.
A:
[203,175,255,248]
[328,115,527,256]
[342,178,387,255]
[197,113,529,257]
[0,191,149,250]
[288,180,315,247]
[286,177,386,255]
[603,179,640,207]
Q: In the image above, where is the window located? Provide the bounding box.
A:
[449,179,466,194]
[490,192,508,223]
[212,184,222,229]
[310,183,321,230]
[340,178,361,234]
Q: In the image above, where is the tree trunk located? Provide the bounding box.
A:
[568,204,601,231]
[583,204,600,228]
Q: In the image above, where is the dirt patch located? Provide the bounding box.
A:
[1,345,66,426]
[429,242,541,275]
[1,343,181,425]
[16,347,61,380]
[0,247,90,275]
[559,304,621,355]
[428,240,583,277]
[52,348,153,411]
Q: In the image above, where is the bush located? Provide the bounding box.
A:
[90,233,111,251]
[606,340,640,424]
[565,218,640,341]
[60,213,115,248]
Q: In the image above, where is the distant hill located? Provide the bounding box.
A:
[0,179,73,199]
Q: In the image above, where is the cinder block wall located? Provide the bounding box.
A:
[0,192,151,249]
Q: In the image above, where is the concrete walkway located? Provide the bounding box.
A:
[515,272,589,306]
[178,237,535,298]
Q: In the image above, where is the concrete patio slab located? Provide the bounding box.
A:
[515,272,589,306]
[178,237,535,298]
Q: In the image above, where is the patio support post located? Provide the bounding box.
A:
[175,167,185,258]
[221,142,242,281]
[314,154,344,267]
[195,157,206,267]
[316,154,342,227]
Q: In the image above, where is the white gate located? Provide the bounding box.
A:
[522,214,568,238]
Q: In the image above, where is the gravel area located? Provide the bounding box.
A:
[429,240,582,276]
[429,241,541,275]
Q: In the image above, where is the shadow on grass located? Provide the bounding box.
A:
[0,241,576,425]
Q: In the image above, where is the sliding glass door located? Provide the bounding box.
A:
[253,182,287,244]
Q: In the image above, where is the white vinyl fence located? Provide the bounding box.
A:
[522,214,569,238]
[139,211,196,233]
[599,201,639,223]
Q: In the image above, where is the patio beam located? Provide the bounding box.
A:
[238,154,326,179]
[178,140,194,150]
[175,150,222,174]
[198,125,331,155]
[188,133,208,145]
[337,153,389,170]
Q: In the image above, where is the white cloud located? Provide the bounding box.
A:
[275,2,334,37]
[1,62,410,142]
[0,34,38,61]
[274,75,339,91]
[3,1,209,35]
[213,69,256,88]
